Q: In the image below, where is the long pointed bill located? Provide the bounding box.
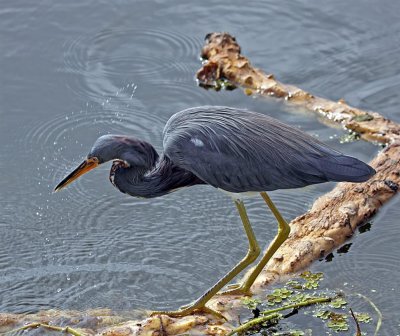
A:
[54,157,99,192]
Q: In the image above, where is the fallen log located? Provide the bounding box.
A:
[2,32,399,336]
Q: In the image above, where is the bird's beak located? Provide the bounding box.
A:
[54,157,99,192]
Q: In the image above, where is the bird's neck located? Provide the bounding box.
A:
[110,154,204,198]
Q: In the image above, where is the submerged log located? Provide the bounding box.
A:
[2,32,399,335]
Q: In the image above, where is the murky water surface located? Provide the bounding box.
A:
[1,0,399,334]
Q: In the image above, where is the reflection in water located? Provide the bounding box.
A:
[0,0,399,334]
[336,243,352,255]
[358,222,372,234]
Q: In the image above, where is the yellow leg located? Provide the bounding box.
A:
[151,199,260,319]
[221,191,290,295]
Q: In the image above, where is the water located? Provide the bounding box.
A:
[0,0,399,334]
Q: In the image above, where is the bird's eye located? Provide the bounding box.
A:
[87,156,100,164]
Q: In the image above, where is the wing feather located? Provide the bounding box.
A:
[163,106,375,192]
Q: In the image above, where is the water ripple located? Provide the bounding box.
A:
[62,28,202,102]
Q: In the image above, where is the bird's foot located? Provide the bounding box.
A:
[219,283,252,296]
[150,305,227,320]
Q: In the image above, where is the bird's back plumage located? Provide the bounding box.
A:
[163,106,375,193]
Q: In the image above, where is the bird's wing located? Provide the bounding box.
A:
[162,106,374,192]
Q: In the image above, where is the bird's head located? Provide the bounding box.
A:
[54,134,158,192]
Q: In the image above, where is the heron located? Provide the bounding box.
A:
[55,106,375,319]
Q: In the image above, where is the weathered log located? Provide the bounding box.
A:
[2,32,399,336]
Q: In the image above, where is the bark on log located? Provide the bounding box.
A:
[2,32,399,336]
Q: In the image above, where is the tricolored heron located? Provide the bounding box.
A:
[55,106,375,318]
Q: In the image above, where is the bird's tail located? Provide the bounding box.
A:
[317,154,376,182]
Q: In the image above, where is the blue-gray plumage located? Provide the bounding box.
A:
[74,106,374,197]
[54,105,375,318]
[163,106,375,193]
